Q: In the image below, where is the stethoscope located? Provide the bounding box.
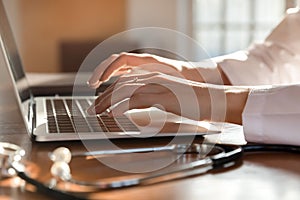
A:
[1,142,300,200]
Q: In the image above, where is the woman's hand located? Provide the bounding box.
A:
[87,52,188,89]
[87,51,231,89]
[87,72,248,124]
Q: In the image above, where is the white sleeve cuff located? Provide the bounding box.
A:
[242,85,300,145]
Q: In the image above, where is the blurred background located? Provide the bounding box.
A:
[3,0,298,73]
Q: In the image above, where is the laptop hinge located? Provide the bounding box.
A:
[27,99,36,138]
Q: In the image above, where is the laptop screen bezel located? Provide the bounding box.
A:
[0,0,32,102]
[0,0,35,136]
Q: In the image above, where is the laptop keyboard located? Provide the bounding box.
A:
[46,99,139,134]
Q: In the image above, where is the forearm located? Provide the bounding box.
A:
[181,63,232,85]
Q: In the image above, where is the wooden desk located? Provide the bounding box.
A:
[0,70,300,200]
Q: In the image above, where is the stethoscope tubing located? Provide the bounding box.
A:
[6,143,300,200]
[242,144,300,154]
[16,171,86,200]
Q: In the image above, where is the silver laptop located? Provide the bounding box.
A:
[0,1,219,142]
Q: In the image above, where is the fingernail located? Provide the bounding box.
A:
[86,107,96,115]
[87,80,102,89]
[107,111,113,117]
[100,110,109,116]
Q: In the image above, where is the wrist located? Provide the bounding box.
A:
[225,88,250,124]
[217,64,231,85]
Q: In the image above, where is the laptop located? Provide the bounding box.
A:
[0,1,219,142]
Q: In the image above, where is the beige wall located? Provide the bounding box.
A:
[4,0,126,72]
[126,0,194,59]
[4,0,186,73]
[126,0,177,29]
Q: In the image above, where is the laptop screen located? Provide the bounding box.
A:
[0,0,31,101]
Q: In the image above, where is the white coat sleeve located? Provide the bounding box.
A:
[215,9,300,85]
[242,84,300,145]
[213,9,300,145]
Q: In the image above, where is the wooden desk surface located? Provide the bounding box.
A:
[0,69,300,200]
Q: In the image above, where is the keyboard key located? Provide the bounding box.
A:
[46,99,140,134]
